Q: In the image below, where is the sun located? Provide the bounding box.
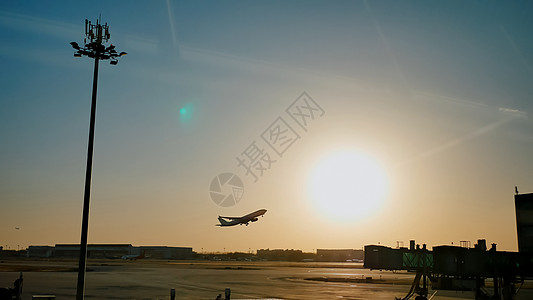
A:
[307,150,388,223]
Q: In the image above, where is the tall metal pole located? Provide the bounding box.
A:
[70,18,126,300]
[76,56,99,300]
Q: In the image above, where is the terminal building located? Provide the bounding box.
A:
[25,244,194,259]
[54,244,133,259]
[138,246,194,259]
[27,246,54,258]
[257,249,306,261]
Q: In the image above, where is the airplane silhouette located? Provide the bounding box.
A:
[217,209,267,227]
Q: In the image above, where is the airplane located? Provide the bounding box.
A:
[121,252,146,260]
[217,209,267,227]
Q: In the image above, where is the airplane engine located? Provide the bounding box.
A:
[251,217,259,222]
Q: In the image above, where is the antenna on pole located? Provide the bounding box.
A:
[70,17,127,300]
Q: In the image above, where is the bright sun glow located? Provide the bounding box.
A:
[308,150,388,222]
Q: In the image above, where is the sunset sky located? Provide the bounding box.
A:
[1,1,533,253]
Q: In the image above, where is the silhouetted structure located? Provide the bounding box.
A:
[364,192,533,300]
[27,246,54,258]
[138,246,193,259]
[55,244,132,259]
[0,250,27,258]
[24,244,194,260]
[316,249,363,262]
[0,273,22,300]
[515,193,533,253]
[256,249,308,261]
[70,17,126,300]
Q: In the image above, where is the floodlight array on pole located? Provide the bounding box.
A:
[70,19,126,64]
[70,18,126,300]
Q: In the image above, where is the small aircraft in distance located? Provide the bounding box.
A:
[121,252,145,260]
[217,209,267,227]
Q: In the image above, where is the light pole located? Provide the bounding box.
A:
[70,18,126,300]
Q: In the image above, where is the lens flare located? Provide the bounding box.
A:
[178,103,194,123]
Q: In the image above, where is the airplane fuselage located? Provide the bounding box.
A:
[217,209,267,227]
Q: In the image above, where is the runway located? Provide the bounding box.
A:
[0,260,531,299]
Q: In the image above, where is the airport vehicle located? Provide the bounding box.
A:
[217,209,267,227]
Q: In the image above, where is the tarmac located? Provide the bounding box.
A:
[0,259,532,300]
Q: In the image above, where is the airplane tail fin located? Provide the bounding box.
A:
[217,216,231,226]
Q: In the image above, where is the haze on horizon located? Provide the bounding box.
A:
[1,1,533,253]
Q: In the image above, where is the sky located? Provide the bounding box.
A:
[1,0,533,253]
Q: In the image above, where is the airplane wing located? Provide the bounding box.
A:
[218,216,241,220]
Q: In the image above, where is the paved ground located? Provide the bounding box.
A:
[0,259,531,300]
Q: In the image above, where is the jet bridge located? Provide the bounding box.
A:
[364,193,533,300]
